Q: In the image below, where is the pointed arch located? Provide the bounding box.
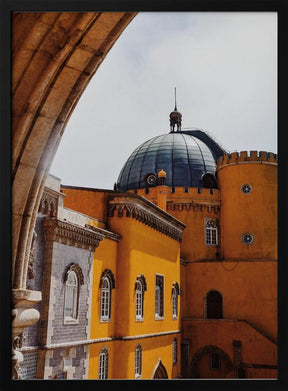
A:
[152,359,168,379]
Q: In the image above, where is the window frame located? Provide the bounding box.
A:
[210,352,221,370]
[134,344,142,379]
[100,276,111,322]
[155,274,164,320]
[64,270,79,324]
[172,283,179,320]
[135,280,144,321]
[98,347,109,379]
[205,218,218,246]
[172,339,177,365]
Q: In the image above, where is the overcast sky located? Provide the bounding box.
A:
[50,12,277,190]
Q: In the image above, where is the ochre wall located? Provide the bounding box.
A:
[136,187,221,260]
[217,154,277,260]
[61,186,110,227]
[88,334,180,379]
[108,216,181,338]
[181,260,277,342]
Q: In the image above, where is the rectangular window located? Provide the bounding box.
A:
[205,218,218,246]
[210,352,220,370]
[155,274,164,318]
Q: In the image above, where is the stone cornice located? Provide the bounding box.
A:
[85,224,121,242]
[42,218,104,251]
[108,195,186,242]
[167,202,220,213]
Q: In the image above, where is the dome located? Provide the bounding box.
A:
[116,130,226,191]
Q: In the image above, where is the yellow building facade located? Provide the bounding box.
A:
[58,107,277,379]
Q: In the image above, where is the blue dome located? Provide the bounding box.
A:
[116,130,226,191]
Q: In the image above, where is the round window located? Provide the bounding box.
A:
[241,233,254,245]
[146,174,157,186]
[241,184,252,194]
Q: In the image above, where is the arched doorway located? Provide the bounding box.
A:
[191,345,233,378]
[206,290,223,319]
[152,360,168,379]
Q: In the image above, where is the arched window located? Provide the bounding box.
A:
[98,347,108,379]
[63,264,84,322]
[135,344,142,378]
[172,339,177,365]
[135,275,147,321]
[202,173,218,189]
[172,282,180,319]
[100,269,115,322]
[155,274,164,319]
[206,290,223,319]
[205,219,218,246]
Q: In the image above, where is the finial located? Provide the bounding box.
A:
[169,88,182,132]
[174,87,177,111]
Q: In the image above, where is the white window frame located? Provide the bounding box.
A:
[172,339,177,365]
[135,280,144,321]
[98,347,108,379]
[64,270,79,324]
[205,218,218,246]
[100,277,111,322]
[172,286,178,319]
[155,274,164,320]
[135,344,142,379]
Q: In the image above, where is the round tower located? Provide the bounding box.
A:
[217,151,277,260]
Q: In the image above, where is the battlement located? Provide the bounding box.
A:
[131,186,221,200]
[217,151,278,168]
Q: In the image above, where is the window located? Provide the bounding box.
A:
[98,347,108,379]
[63,264,84,323]
[172,282,180,319]
[241,184,252,194]
[173,339,177,365]
[206,290,223,319]
[241,232,254,245]
[100,269,115,322]
[135,344,142,378]
[155,274,164,319]
[210,352,220,370]
[135,275,147,321]
[205,219,218,246]
[101,277,110,321]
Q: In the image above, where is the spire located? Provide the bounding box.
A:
[174,87,177,111]
[170,87,182,132]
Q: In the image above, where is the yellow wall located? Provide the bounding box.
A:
[88,334,181,379]
[217,160,277,260]
[90,237,118,340]
[182,260,277,342]
[108,216,181,338]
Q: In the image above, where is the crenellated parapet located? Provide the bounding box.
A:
[217,151,277,170]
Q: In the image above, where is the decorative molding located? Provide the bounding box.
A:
[108,195,185,242]
[85,223,121,242]
[100,269,116,289]
[39,187,62,216]
[42,218,104,251]
[63,263,84,285]
[167,202,220,214]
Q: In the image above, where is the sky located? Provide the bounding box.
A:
[50,12,277,190]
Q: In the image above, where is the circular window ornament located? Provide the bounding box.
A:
[146,174,157,186]
[241,184,252,194]
[241,233,254,245]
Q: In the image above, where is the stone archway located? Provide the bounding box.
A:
[152,359,168,379]
[191,345,233,379]
[11,11,136,377]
